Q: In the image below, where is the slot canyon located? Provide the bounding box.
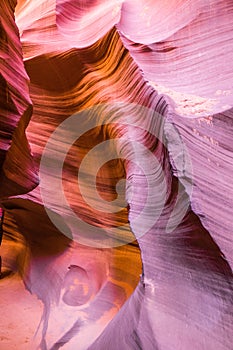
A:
[0,1,233,349]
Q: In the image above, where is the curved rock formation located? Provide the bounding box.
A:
[0,1,232,349]
[0,0,38,198]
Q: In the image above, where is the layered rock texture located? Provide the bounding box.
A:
[0,1,233,349]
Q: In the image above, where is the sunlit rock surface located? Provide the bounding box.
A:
[118,0,233,116]
[0,1,233,349]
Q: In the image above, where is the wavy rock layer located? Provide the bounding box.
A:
[0,0,38,198]
[169,109,233,269]
[0,1,232,350]
[119,0,233,116]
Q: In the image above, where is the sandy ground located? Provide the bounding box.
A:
[0,273,43,350]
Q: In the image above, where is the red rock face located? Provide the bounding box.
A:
[0,0,38,198]
[0,1,233,349]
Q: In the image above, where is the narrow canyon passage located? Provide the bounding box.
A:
[0,1,233,349]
